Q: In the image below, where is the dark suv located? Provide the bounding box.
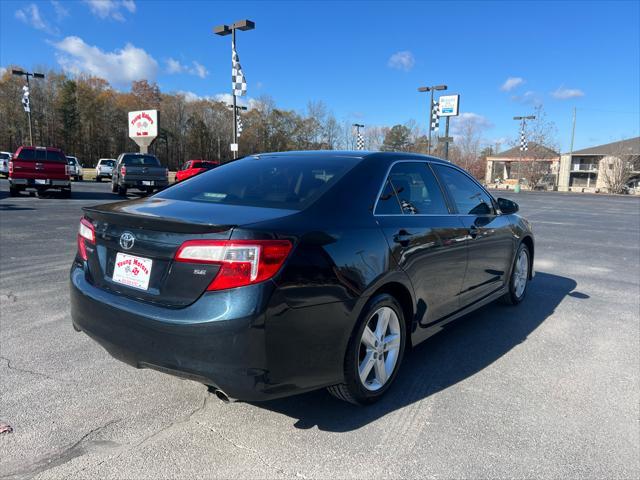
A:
[8,146,71,197]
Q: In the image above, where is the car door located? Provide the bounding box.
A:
[374,161,468,338]
[432,164,515,307]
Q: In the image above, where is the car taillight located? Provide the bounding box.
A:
[8,161,13,175]
[65,164,70,176]
[174,240,292,291]
[121,166,126,176]
[165,168,169,178]
[77,218,95,261]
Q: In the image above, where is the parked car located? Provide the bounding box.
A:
[95,158,116,182]
[66,156,83,181]
[111,153,169,196]
[9,146,71,197]
[0,151,12,177]
[175,160,219,182]
[70,151,534,405]
[533,173,556,191]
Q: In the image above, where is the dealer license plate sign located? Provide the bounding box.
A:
[112,252,153,290]
[142,181,154,186]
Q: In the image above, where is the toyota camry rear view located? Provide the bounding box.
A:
[70,151,534,405]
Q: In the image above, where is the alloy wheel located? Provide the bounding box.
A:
[358,306,401,391]
[513,249,529,298]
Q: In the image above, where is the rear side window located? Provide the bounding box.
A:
[121,155,161,166]
[17,149,35,161]
[432,164,494,215]
[192,161,212,169]
[375,162,448,215]
[157,155,357,210]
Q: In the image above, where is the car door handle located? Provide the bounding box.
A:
[393,230,413,245]
[468,225,479,239]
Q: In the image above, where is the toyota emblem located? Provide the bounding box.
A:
[119,232,135,250]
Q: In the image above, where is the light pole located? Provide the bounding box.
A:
[513,115,536,188]
[12,69,45,146]
[353,123,364,150]
[418,84,447,154]
[214,19,255,160]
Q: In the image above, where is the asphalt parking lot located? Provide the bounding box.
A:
[1,179,638,479]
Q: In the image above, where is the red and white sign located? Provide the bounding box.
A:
[128,110,158,150]
[112,252,153,291]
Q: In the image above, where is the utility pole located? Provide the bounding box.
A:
[418,84,447,154]
[12,69,45,146]
[214,19,255,160]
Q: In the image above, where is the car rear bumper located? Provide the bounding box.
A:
[69,265,347,401]
[10,178,70,188]
[123,179,169,189]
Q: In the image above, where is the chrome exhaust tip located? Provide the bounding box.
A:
[208,386,237,403]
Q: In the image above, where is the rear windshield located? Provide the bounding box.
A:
[0,153,10,160]
[121,154,160,166]
[100,160,116,166]
[66,157,78,165]
[17,149,66,162]
[157,155,357,210]
[192,161,215,169]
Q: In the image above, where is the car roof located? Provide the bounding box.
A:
[17,146,63,152]
[250,150,453,166]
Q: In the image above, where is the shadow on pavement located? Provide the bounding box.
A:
[256,272,586,432]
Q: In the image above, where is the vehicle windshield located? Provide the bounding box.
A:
[157,155,358,210]
[17,148,66,162]
[191,161,215,169]
[121,155,160,166]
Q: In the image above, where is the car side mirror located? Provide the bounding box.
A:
[497,197,519,214]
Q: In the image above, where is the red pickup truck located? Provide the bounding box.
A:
[8,146,71,197]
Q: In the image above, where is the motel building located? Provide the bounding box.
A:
[557,137,640,193]
[484,143,560,189]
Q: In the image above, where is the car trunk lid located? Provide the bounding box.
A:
[82,197,296,307]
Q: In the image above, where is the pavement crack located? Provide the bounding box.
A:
[0,419,120,480]
[196,420,308,479]
[0,355,65,383]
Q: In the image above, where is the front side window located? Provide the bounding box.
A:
[375,162,449,215]
[432,165,494,215]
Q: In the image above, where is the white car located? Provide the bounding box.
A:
[0,151,12,177]
[66,156,84,181]
[95,158,116,182]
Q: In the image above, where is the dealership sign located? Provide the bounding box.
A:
[438,95,460,117]
[128,110,158,152]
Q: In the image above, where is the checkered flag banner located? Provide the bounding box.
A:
[231,41,247,97]
[430,100,440,132]
[519,129,528,151]
[356,132,365,150]
[236,114,243,137]
[21,85,30,113]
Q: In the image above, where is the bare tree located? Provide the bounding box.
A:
[599,141,639,193]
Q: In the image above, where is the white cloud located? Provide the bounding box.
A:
[387,51,415,71]
[53,36,158,85]
[500,77,524,92]
[177,91,259,109]
[165,59,208,78]
[15,4,48,31]
[0,67,7,77]
[511,90,542,106]
[450,112,494,135]
[191,61,208,79]
[51,1,69,20]
[551,86,585,99]
[83,0,136,21]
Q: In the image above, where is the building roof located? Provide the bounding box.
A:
[488,142,559,161]
[569,137,640,156]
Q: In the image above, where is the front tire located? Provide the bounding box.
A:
[327,294,406,405]
[500,243,530,305]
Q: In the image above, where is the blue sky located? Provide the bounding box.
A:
[1,0,639,151]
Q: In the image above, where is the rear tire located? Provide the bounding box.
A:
[117,184,127,196]
[327,293,406,405]
[61,188,71,199]
[111,180,117,193]
[95,176,101,182]
[9,186,19,197]
[500,243,530,305]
